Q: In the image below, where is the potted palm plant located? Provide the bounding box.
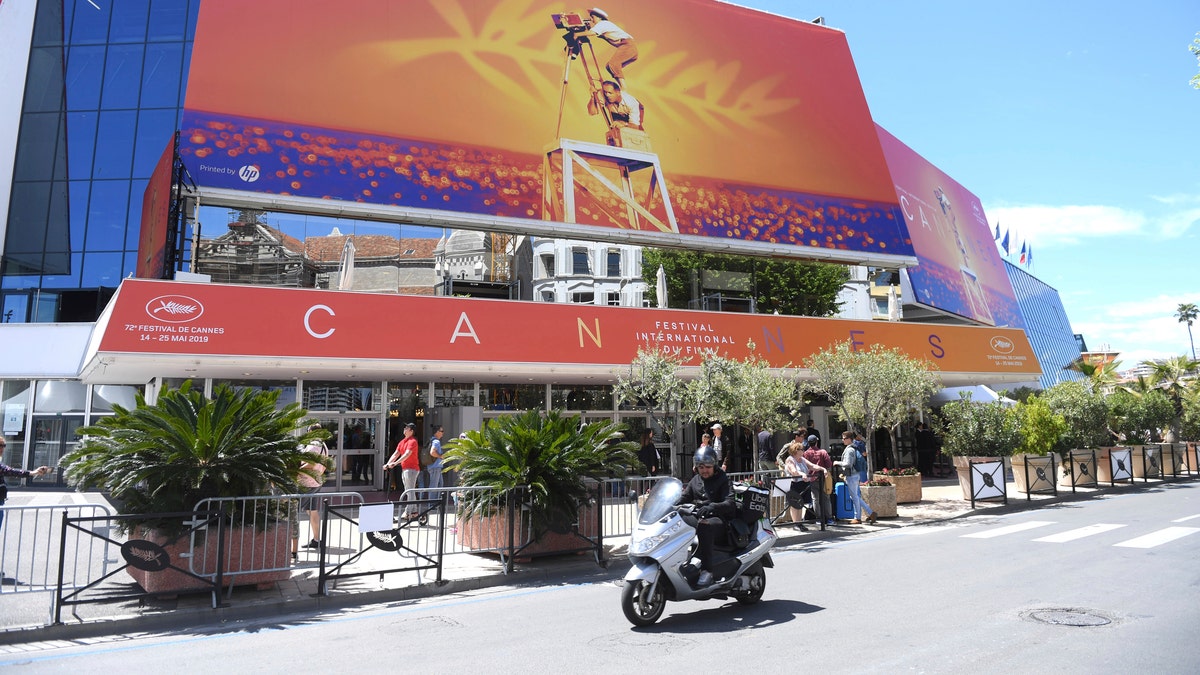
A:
[442,409,639,558]
[935,394,1021,500]
[1011,395,1065,493]
[61,381,329,593]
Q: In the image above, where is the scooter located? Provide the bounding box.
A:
[621,476,777,626]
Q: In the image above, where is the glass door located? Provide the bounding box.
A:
[311,414,381,491]
[30,416,84,487]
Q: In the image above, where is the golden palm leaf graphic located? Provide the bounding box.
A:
[345,0,800,135]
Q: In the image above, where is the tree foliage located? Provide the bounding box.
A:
[1107,388,1175,443]
[613,344,690,453]
[643,248,849,316]
[1191,33,1200,90]
[802,340,940,466]
[683,345,798,443]
[1013,395,1067,456]
[1041,381,1109,451]
[935,394,1022,457]
[1176,302,1198,359]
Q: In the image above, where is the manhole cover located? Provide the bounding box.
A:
[1025,609,1111,627]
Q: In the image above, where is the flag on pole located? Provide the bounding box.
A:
[993,223,1001,241]
[1000,229,1010,256]
[1026,245,1033,268]
[1019,241,1027,265]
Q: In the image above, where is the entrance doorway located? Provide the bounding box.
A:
[311,414,382,490]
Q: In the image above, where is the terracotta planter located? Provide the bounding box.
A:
[951,456,1009,500]
[1095,447,1116,482]
[1058,449,1098,488]
[456,504,599,558]
[859,484,897,518]
[873,473,921,503]
[125,522,292,595]
[1012,454,1057,494]
[1130,445,1159,478]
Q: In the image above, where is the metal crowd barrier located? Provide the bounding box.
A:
[1,503,115,623]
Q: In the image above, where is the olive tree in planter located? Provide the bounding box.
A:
[1041,381,1109,486]
[1108,388,1174,477]
[442,409,639,558]
[935,394,1021,500]
[614,345,689,476]
[802,340,940,472]
[61,381,329,593]
[1011,395,1066,493]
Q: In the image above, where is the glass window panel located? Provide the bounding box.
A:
[13,112,61,181]
[32,292,59,322]
[122,250,140,279]
[480,383,545,412]
[5,182,51,254]
[303,381,381,413]
[140,42,183,108]
[607,250,621,277]
[212,380,298,409]
[109,0,149,43]
[179,40,193,108]
[551,384,613,411]
[33,380,87,413]
[25,47,67,113]
[133,109,177,177]
[433,383,475,407]
[34,0,67,48]
[69,0,112,45]
[37,253,83,289]
[2,294,31,323]
[66,112,98,180]
[148,0,189,42]
[90,384,142,412]
[80,252,123,287]
[65,46,105,111]
[125,179,149,249]
[93,110,137,178]
[101,44,145,110]
[69,180,91,247]
[85,180,130,249]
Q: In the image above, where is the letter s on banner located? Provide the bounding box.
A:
[305,304,336,339]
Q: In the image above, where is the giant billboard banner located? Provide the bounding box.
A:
[876,126,1024,329]
[178,0,915,264]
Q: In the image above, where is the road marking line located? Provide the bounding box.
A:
[1172,514,1200,523]
[962,520,1055,539]
[899,526,957,535]
[1114,527,1200,549]
[1033,523,1126,543]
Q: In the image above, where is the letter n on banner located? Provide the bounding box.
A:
[578,318,601,348]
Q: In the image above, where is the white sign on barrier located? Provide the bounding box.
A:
[1110,448,1133,481]
[358,504,394,533]
[971,460,1005,500]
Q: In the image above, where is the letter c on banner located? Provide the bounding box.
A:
[305,304,336,339]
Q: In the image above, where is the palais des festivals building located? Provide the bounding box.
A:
[0,0,1080,491]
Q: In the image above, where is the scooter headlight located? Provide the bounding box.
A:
[630,533,670,555]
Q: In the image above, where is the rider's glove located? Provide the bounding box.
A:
[696,504,713,518]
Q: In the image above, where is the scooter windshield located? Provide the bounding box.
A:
[638,477,683,525]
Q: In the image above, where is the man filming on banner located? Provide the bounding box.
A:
[582,8,638,90]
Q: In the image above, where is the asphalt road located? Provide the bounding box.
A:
[3,482,1197,674]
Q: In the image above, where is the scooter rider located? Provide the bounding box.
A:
[679,446,736,587]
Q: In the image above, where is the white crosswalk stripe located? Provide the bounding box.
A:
[1113,527,1200,549]
[961,520,1055,539]
[1171,514,1200,523]
[1032,523,1126,543]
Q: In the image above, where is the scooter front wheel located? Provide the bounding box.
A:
[621,579,666,626]
[735,567,766,605]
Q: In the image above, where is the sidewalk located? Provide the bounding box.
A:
[0,477,1163,646]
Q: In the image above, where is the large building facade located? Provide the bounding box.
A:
[2,1,1057,489]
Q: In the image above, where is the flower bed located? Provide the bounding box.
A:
[873,468,922,503]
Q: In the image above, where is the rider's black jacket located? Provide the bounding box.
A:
[680,468,737,520]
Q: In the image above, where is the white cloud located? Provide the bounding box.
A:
[1070,293,1199,365]
[984,204,1145,246]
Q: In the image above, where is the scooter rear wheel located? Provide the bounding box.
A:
[621,580,666,626]
[735,567,766,605]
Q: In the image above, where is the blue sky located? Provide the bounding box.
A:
[746,0,1200,366]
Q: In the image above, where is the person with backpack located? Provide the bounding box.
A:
[836,430,876,524]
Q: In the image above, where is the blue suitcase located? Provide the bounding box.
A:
[834,481,856,519]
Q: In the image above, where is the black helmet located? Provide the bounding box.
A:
[694,446,718,468]
[806,435,819,447]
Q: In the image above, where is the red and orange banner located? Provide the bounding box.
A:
[93,280,1040,378]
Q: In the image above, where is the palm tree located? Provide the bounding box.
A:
[1144,355,1200,441]
[1066,359,1123,394]
[1177,303,1199,359]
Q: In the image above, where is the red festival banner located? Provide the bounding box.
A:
[94,280,1040,378]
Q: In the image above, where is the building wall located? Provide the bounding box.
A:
[1004,259,1084,390]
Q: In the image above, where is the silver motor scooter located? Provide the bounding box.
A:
[621,476,776,626]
